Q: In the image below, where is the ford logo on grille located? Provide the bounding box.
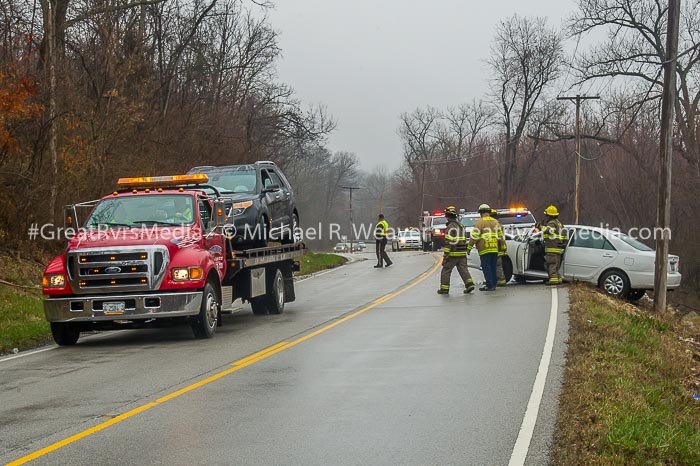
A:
[104,266,122,274]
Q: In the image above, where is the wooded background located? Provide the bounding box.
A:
[0,0,697,302]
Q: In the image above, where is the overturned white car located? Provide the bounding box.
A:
[468,225,682,299]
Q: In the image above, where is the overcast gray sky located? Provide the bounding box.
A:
[268,0,578,170]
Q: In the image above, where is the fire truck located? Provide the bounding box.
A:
[41,174,305,345]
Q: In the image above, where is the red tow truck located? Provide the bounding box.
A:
[41,174,305,345]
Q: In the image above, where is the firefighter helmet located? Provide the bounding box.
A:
[445,206,458,217]
[544,205,559,217]
[478,203,491,213]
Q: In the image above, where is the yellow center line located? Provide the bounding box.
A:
[6,257,440,466]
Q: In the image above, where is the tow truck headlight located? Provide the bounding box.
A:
[171,267,204,282]
[230,200,253,216]
[42,274,66,289]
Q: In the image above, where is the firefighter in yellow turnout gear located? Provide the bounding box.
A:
[539,205,567,285]
[437,206,475,294]
[492,209,508,286]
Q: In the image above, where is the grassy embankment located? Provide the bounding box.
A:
[554,284,700,465]
[296,251,347,276]
[0,252,347,354]
[0,253,48,353]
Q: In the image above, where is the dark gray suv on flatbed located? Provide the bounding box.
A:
[188,162,298,246]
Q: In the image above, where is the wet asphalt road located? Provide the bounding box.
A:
[0,251,568,465]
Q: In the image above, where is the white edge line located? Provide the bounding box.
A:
[508,287,559,466]
[0,330,130,365]
[0,346,55,363]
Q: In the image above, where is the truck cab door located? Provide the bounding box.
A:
[200,198,225,278]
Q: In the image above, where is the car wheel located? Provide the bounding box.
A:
[514,274,527,284]
[599,269,631,299]
[191,281,219,339]
[282,212,299,244]
[51,322,80,346]
[255,216,269,248]
[627,289,646,301]
[502,257,513,283]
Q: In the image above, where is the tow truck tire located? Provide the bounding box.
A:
[266,268,285,315]
[250,268,285,315]
[51,322,80,346]
[191,281,219,339]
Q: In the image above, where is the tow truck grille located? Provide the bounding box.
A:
[67,247,169,294]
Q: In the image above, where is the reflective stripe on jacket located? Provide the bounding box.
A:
[542,218,566,254]
[375,219,389,239]
[495,217,507,256]
[442,219,468,257]
[469,215,505,255]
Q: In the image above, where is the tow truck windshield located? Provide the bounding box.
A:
[85,194,196,228]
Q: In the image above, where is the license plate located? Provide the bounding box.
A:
[103,301,125,315]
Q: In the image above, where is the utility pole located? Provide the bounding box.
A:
[557,94,600,224]
[654,0,681,313]
[419,160,427,217]
[341,186,361,253]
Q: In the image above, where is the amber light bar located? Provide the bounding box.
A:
[116,174,209,188]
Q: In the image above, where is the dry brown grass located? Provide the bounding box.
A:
[553,284,700,465]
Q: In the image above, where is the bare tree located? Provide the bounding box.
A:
[488,15,563,203]
[571,0,700,176]
[436,100,494,160]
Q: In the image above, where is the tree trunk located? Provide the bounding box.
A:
[501,141,517,204]
[46,0,59,221]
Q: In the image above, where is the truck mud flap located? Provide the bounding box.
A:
[281,261,296,303]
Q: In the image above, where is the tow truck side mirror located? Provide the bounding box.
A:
[64,205,78,231]
[212,199,228,229]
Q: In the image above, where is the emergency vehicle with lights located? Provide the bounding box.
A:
[460,207,536,237]
[41,174,305,346]
[419,211,448,251]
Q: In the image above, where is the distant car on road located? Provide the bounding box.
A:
[468,224,682,299]
[333,243,349,253]
[392,229,422,251]
[188,161,298,247]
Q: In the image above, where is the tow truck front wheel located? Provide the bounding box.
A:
[51,322,80,346]
[191,281,219,339]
